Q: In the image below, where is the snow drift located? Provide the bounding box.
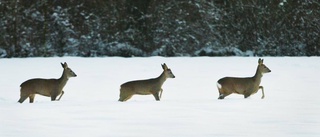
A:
[0,57,319,137]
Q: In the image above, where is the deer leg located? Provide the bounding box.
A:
[244,94,251,98]
[244,89,254,98]
[29,94,35,103]
[259,86,265,99]
[51,90,62,101]
[18,95,28,103]
[124,95,133,101]
[159,89,163,99]
[218,89,224,99]
[152,92,160,101]
[118,93,133,102]
[218,88,231,99]
[118,97,125,102]
[244,91,252,98]
[57,91,64,101]
[118,94,133,102]
[51,95,57,101]
[218,93,232,99]
[218,93,225,99]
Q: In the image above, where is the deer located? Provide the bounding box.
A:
[18,62,77,103]
[119,63,175,102]
[216,58,271,99]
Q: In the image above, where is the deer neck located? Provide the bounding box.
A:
[253,65,263,83]
[156,71,167,86]
[58,70,69,88]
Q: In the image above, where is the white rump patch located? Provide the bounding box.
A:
[216,82,222,89]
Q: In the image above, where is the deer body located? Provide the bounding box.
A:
[18,62,77,103]
[217,58,271,99]
[119,63,175,102]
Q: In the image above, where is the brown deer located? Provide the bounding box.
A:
[18,62,77,103]
[119,63,175,102]
[217,58,271,99]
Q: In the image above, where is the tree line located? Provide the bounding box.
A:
[0,0,319,58]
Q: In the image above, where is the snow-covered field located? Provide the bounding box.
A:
[0,57,319,137]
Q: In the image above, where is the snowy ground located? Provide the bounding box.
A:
[0,57,319,137]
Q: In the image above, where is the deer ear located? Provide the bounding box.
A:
[162,63,168,70]
[61,62,68,68]
[258,58,263,65]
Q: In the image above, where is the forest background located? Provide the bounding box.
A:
[0,0,319,57]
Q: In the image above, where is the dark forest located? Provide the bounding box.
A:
[0,0,319,57]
